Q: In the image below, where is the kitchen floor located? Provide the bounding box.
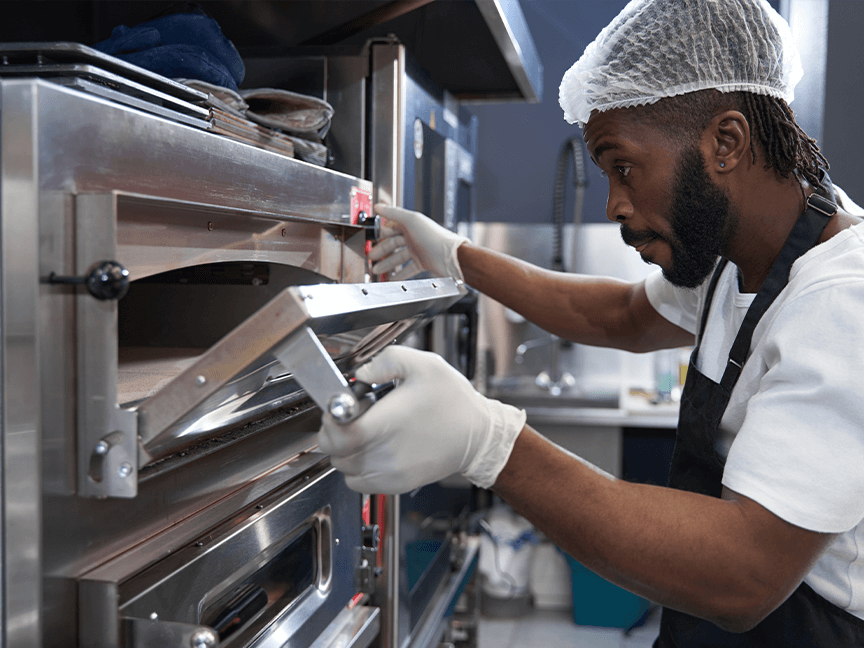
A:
[477,605,661,648]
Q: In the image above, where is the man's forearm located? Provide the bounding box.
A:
[491,426,832,632]
[457,242,692,352]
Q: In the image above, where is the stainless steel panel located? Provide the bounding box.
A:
[474,0,543,103]
[1,78,42,647]
[309,605,380,648]
[28,79,372,225]
[405,536,479,648]
[371,44,406,207]
[80,463,362,648]
[115,193,365,283]
[76,193,138,498]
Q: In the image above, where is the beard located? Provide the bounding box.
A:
[621,147,734,289]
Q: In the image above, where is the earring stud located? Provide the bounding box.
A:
[720,162,725,168]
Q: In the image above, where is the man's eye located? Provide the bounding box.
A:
[615,166,630,178]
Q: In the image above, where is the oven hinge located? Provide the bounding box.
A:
[354,524,381,594]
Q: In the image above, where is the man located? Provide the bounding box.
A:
[318,0,864,644]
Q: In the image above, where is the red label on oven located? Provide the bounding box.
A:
[350,187,372,225]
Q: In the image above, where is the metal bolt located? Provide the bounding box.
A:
[95,441,109,455]
[196,375,206,385]
[328,392,358,422]
[190,628,218,648]
[118,462,133,479]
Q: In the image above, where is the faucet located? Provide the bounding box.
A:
[515,335,575,396]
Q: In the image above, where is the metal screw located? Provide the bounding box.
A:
[195,541,204,547]
[95,441,109,455]
[335,538,340,546]
[118,462,133,479]
[190,628,218,648]
[149,612,158,621]
[328,392,358,422]
[196,375,206,385]
[255,504,263,510]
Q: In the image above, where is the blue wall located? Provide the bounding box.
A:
[467,0,628,225]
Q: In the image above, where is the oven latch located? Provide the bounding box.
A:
[355,524,381,594]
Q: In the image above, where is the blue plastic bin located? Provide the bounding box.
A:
[566,555,651,630]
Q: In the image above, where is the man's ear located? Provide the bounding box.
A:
[709,110,750,173]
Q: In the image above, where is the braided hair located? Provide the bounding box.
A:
[635,89,828,191]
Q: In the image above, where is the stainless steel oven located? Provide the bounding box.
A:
[1,77,464,648]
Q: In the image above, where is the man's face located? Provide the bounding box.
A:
[584,109,735,288]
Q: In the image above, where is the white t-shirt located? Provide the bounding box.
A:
[645,221,864,620]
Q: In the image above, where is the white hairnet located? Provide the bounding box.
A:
[559,0,803,127]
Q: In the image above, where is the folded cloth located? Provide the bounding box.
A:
[92,5,244,90]
[176,78,248,117]
[284,135,329,167]
[240,88,334,138]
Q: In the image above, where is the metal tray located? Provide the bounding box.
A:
[0,42,208,103]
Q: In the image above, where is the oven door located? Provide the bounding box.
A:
[80,460,375,648]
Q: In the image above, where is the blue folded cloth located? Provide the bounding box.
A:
[92,8,244,90]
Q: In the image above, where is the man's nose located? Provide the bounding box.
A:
[606,189,632,223]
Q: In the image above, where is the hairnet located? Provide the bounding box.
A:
[559,0,803,127]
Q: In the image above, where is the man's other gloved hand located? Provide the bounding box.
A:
[368,204,469,281]
[317,346,526,494]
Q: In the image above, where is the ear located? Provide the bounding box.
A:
[706,110,750,173]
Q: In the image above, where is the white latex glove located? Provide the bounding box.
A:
[368,204,468,281]
[317,346,526,494]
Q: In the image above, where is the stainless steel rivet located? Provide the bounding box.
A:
[190,628,218,648]
[118,462,133,479]
[95,441,109,455]
[196,375,206,385]
[149,612,158,621]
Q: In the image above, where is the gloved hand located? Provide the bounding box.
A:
[368,204,469,281]
[317,346,527,494]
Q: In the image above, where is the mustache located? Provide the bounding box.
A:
[620,225,661,247]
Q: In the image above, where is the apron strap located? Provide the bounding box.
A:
[719,193,836,391]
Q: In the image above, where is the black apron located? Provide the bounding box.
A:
[654,187,864,647]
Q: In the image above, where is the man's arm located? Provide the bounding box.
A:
[493,426,836,632]
[370,205,693,353]
[458,242,694,352]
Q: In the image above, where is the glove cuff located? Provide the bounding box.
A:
[444,236,469,282]
[462,399,526,489]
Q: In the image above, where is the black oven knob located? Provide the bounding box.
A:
[44,260,130,300]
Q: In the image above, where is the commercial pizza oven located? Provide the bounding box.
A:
[0,77,468,648]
